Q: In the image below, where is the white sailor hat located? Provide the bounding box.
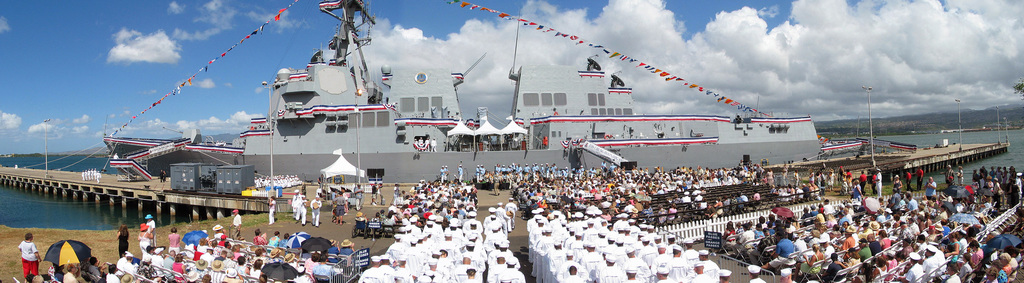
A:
[748,265,761,274]
[370,256,381,262]
[431,249,442,256]
[427,258,438,265]
[666,234,676,239]
[488,207,496,213]
[781,268,792,276]
[694,261,705,267]
[657,266,671,274]
[699,250,710,256]
[683,238,695,244]
[506,256,519,266]
[625,265,638,273]
[498,241,509,248]
[671,244,683,251]
[909,252,922,261]
[719,270,732,277]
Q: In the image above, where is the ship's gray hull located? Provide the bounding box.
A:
[142,139,818,183]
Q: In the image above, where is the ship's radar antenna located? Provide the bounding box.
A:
[587,56,602,71]
[610,72,626,88]
[310,50,324,64]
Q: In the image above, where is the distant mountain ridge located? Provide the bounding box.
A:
[816,105,1022,136]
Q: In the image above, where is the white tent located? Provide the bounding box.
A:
[320,148,365,178]
[447,120,475,136]
[474,120,502,136]
[499,121,528,135]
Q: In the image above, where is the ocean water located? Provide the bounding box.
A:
[1,130,1021,230]
[876,129,1024,172]
[0,156,192,230]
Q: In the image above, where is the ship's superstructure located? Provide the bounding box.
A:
[104,0,821,183]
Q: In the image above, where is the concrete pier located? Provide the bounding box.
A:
[0,167,270,220]
[782,143,1009,178]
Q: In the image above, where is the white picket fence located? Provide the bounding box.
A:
[657,190,969,242]
[659,202,823,242]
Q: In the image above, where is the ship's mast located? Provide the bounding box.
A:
[320,0,376,185]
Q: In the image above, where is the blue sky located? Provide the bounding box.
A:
[1,0,1022,154]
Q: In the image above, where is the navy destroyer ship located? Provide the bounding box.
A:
[104,0,820,183]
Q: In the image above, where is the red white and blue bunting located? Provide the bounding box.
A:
[442,0,769,116]
[820,141,865,151]
[102,137,167,147]
[589,137,719,147]
[250,118,267,124]
[750,117,812,124]
[292,104,389,116]
[413,140,430,151]
[240,130,273,138]
[109,0,303,137]
[109,159,153,180]
[530,115,732,125]
[185,144,246,154]
[394,118,459,127]
[608,88,632,94]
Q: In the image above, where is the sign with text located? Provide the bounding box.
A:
[704,231,723,249]
[354,248,370,268]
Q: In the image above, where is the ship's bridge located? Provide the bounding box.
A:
[510,65,636,119]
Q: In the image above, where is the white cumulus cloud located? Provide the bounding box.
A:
[72,125,89,134]
[0,110,21,130]
[173,0,236,41]
[356,0,1024,120]
[168,2,185,14]
[246,10,302,31]
[196,78,216,88]
[0,16,9,34]
[27,122,55,135]
[107,28,181,64]
[72,114,91,124]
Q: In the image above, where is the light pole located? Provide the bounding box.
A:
[996,106,1000,144]
[43,119,50,178]
[862,86,875,168]
[263,81,274,188]
[956,99,962,151]
[1005,117,1009,144]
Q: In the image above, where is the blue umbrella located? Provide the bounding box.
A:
[948,213,980,225]
[182,230,208,247]
[283,232,311,248]
[984,234,1023,255]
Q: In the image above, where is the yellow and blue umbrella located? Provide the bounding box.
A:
[44,240,92,265]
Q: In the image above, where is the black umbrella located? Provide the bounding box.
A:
[44,240,92,265]
[261,262,300,280]
[943,186,970,198]
[300,237,333,253]
[977,187,995,197]
[941,202,957,213]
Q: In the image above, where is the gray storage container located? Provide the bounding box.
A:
[170,163,203,192]
[216,165,255,195]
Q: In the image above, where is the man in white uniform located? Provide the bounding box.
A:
[310,197,322,227]
[748,265,766,283]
